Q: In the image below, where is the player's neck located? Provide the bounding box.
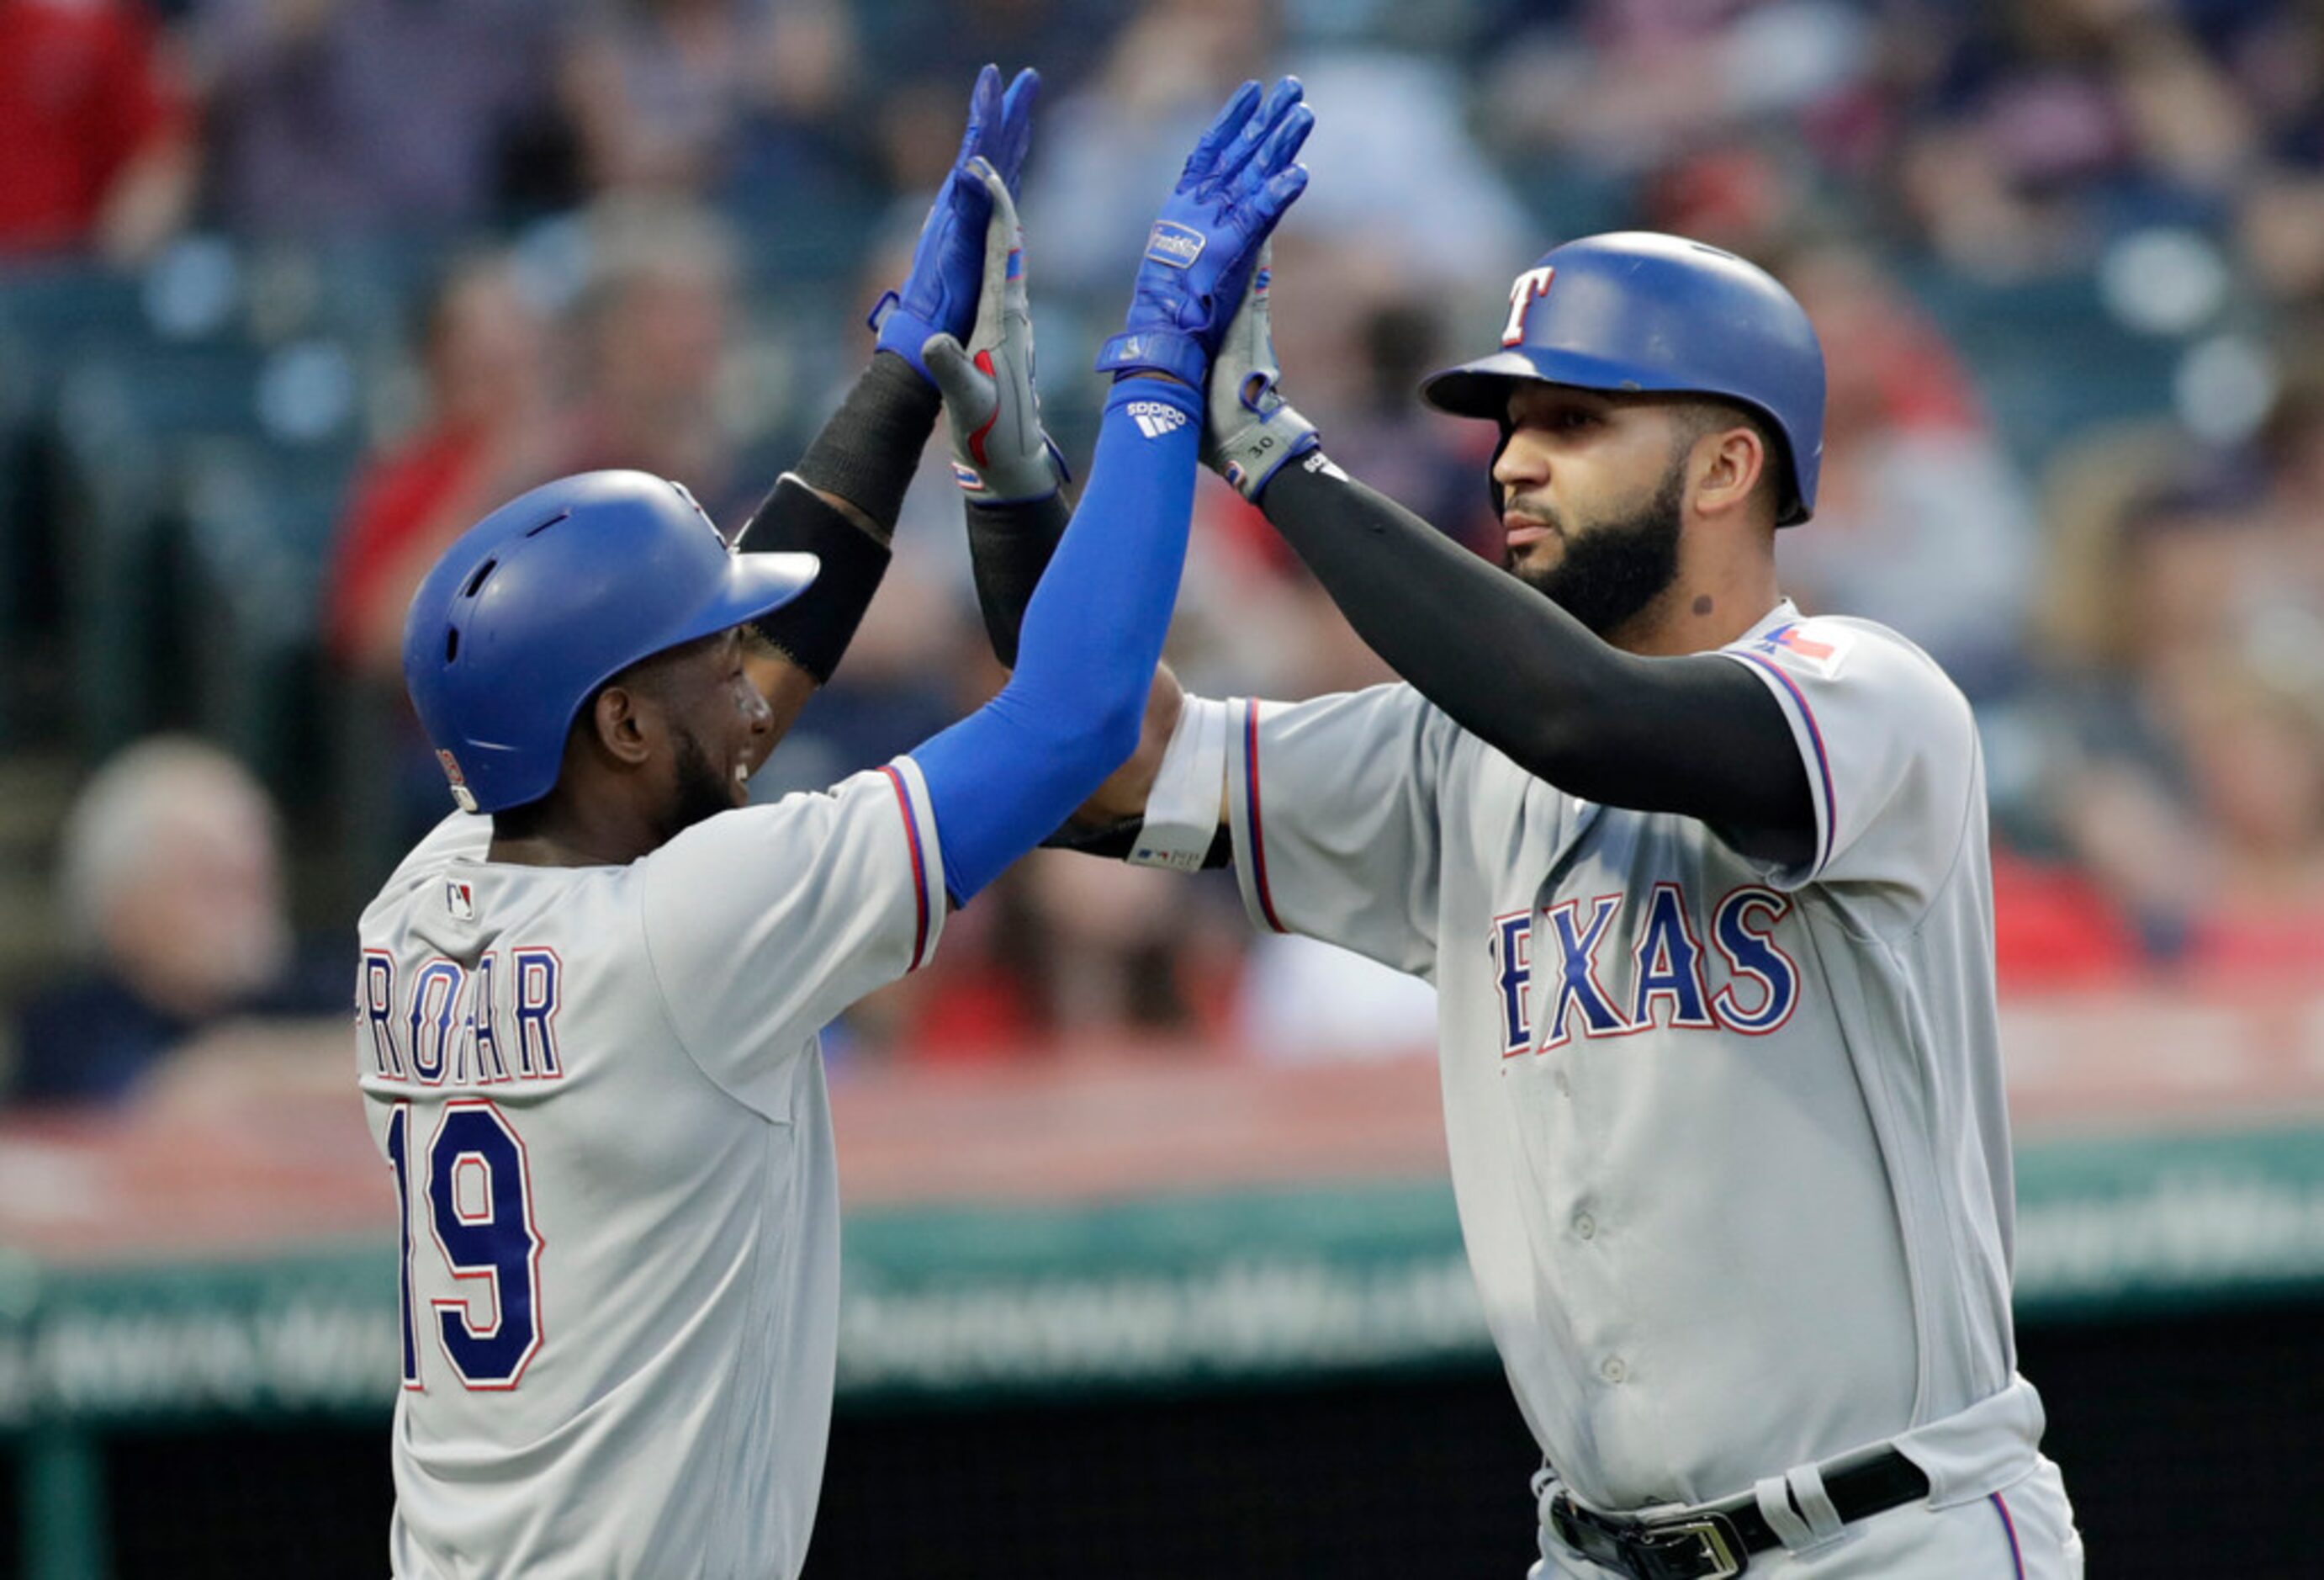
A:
[486,793,664,867]
[1609,533,1781,657]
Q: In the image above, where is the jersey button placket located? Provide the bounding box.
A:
[1573,1211,1596,1241]
[1600,1355,1628,1385]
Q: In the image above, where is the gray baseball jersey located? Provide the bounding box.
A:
[1213,600,2046,1514]
[356,760,945,1578]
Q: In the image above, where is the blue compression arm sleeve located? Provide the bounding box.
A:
[912,379,1202,902]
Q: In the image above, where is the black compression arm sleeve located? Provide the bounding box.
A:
[791,351,942,536]
[966,491,1070,667]
[741,478,891,683]
[736,351,940,682]
[1257,458,1814,861]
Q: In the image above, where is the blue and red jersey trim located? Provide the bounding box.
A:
[1989,1491,2027,1579]
[1733,651,1837,876]
[878,765,934,970]
[1241,702,1287,933]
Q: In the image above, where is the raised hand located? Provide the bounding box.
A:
[1204,241,1320,501]
[871,63,1040,384]
[923,159,1069,505]
[1096,77,1314,388]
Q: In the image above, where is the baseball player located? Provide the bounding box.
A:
[356,71,1311,1578]
[961,231,2084,1577]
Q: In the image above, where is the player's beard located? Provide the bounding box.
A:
[659,723,736,844]
[1505,464,1686,638]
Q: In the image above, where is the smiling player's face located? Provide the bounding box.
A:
[1491,385,1691,639]
[635,628,775,842]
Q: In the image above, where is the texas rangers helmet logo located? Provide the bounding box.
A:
[437,749,479,814]
[1502,266,1554,346]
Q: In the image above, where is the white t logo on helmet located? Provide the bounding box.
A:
[1501,266,1555,347]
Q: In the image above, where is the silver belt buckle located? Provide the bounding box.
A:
[1658,1515,1744,1579]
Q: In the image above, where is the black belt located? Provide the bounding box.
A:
[1544,1446,1930,1580]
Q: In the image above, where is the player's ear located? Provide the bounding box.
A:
[1690,422,1767,523]
[588,683,659,769]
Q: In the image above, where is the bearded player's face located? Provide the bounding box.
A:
[1492,385,1690,639]
[628,627,775,845]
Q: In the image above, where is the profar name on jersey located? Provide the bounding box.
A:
[361,946,565,1086]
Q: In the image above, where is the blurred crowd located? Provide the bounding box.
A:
[3,0,2324,1105]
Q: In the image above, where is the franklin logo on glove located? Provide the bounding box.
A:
[1143,221,1206,268]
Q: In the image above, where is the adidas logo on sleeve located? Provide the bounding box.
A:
[1129,401,1189,439]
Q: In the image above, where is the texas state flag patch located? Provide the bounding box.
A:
[1750,621,1855,680]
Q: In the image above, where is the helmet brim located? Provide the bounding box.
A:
[663,549,822,656]
[1418,347,1709,420]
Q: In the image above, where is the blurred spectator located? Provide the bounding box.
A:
[563,198,756,517]
[1272,47,1530,290]
[325,251,564,681]
[4,0,2324,1079]
[860,0,1115,103]
[875,855,1247,1061]
[0,0,197,262]
[2256,371,2324,596]
[1986,845,2142,993]
[562,0,860,202]
[2236,166,2324,306]
[6,739,340,1109]
[839,0,1122,254]
[320,250,564,863]
[1321,282,1496,552]
[1772,242,2042,697]
[194,0,570,235]
[2171,655,2324,979]
[2025,448,2313,969]
[1474,0,1881,236]
[1015,851,1241,1041]
[1019,0,1273,295]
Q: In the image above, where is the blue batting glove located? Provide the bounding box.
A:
[871,63,1041,384]
[1096,77,1314,388]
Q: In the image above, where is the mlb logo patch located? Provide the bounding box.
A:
[447,880,477,921]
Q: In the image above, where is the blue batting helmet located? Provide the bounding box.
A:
[1420,232,1825,526]
[402,470,818,814]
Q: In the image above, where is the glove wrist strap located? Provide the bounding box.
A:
[869,290,941,382]
[1095,330,1208,389]
[1219,418,1319,502]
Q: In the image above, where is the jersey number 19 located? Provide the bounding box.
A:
[384,1099,546,1390]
